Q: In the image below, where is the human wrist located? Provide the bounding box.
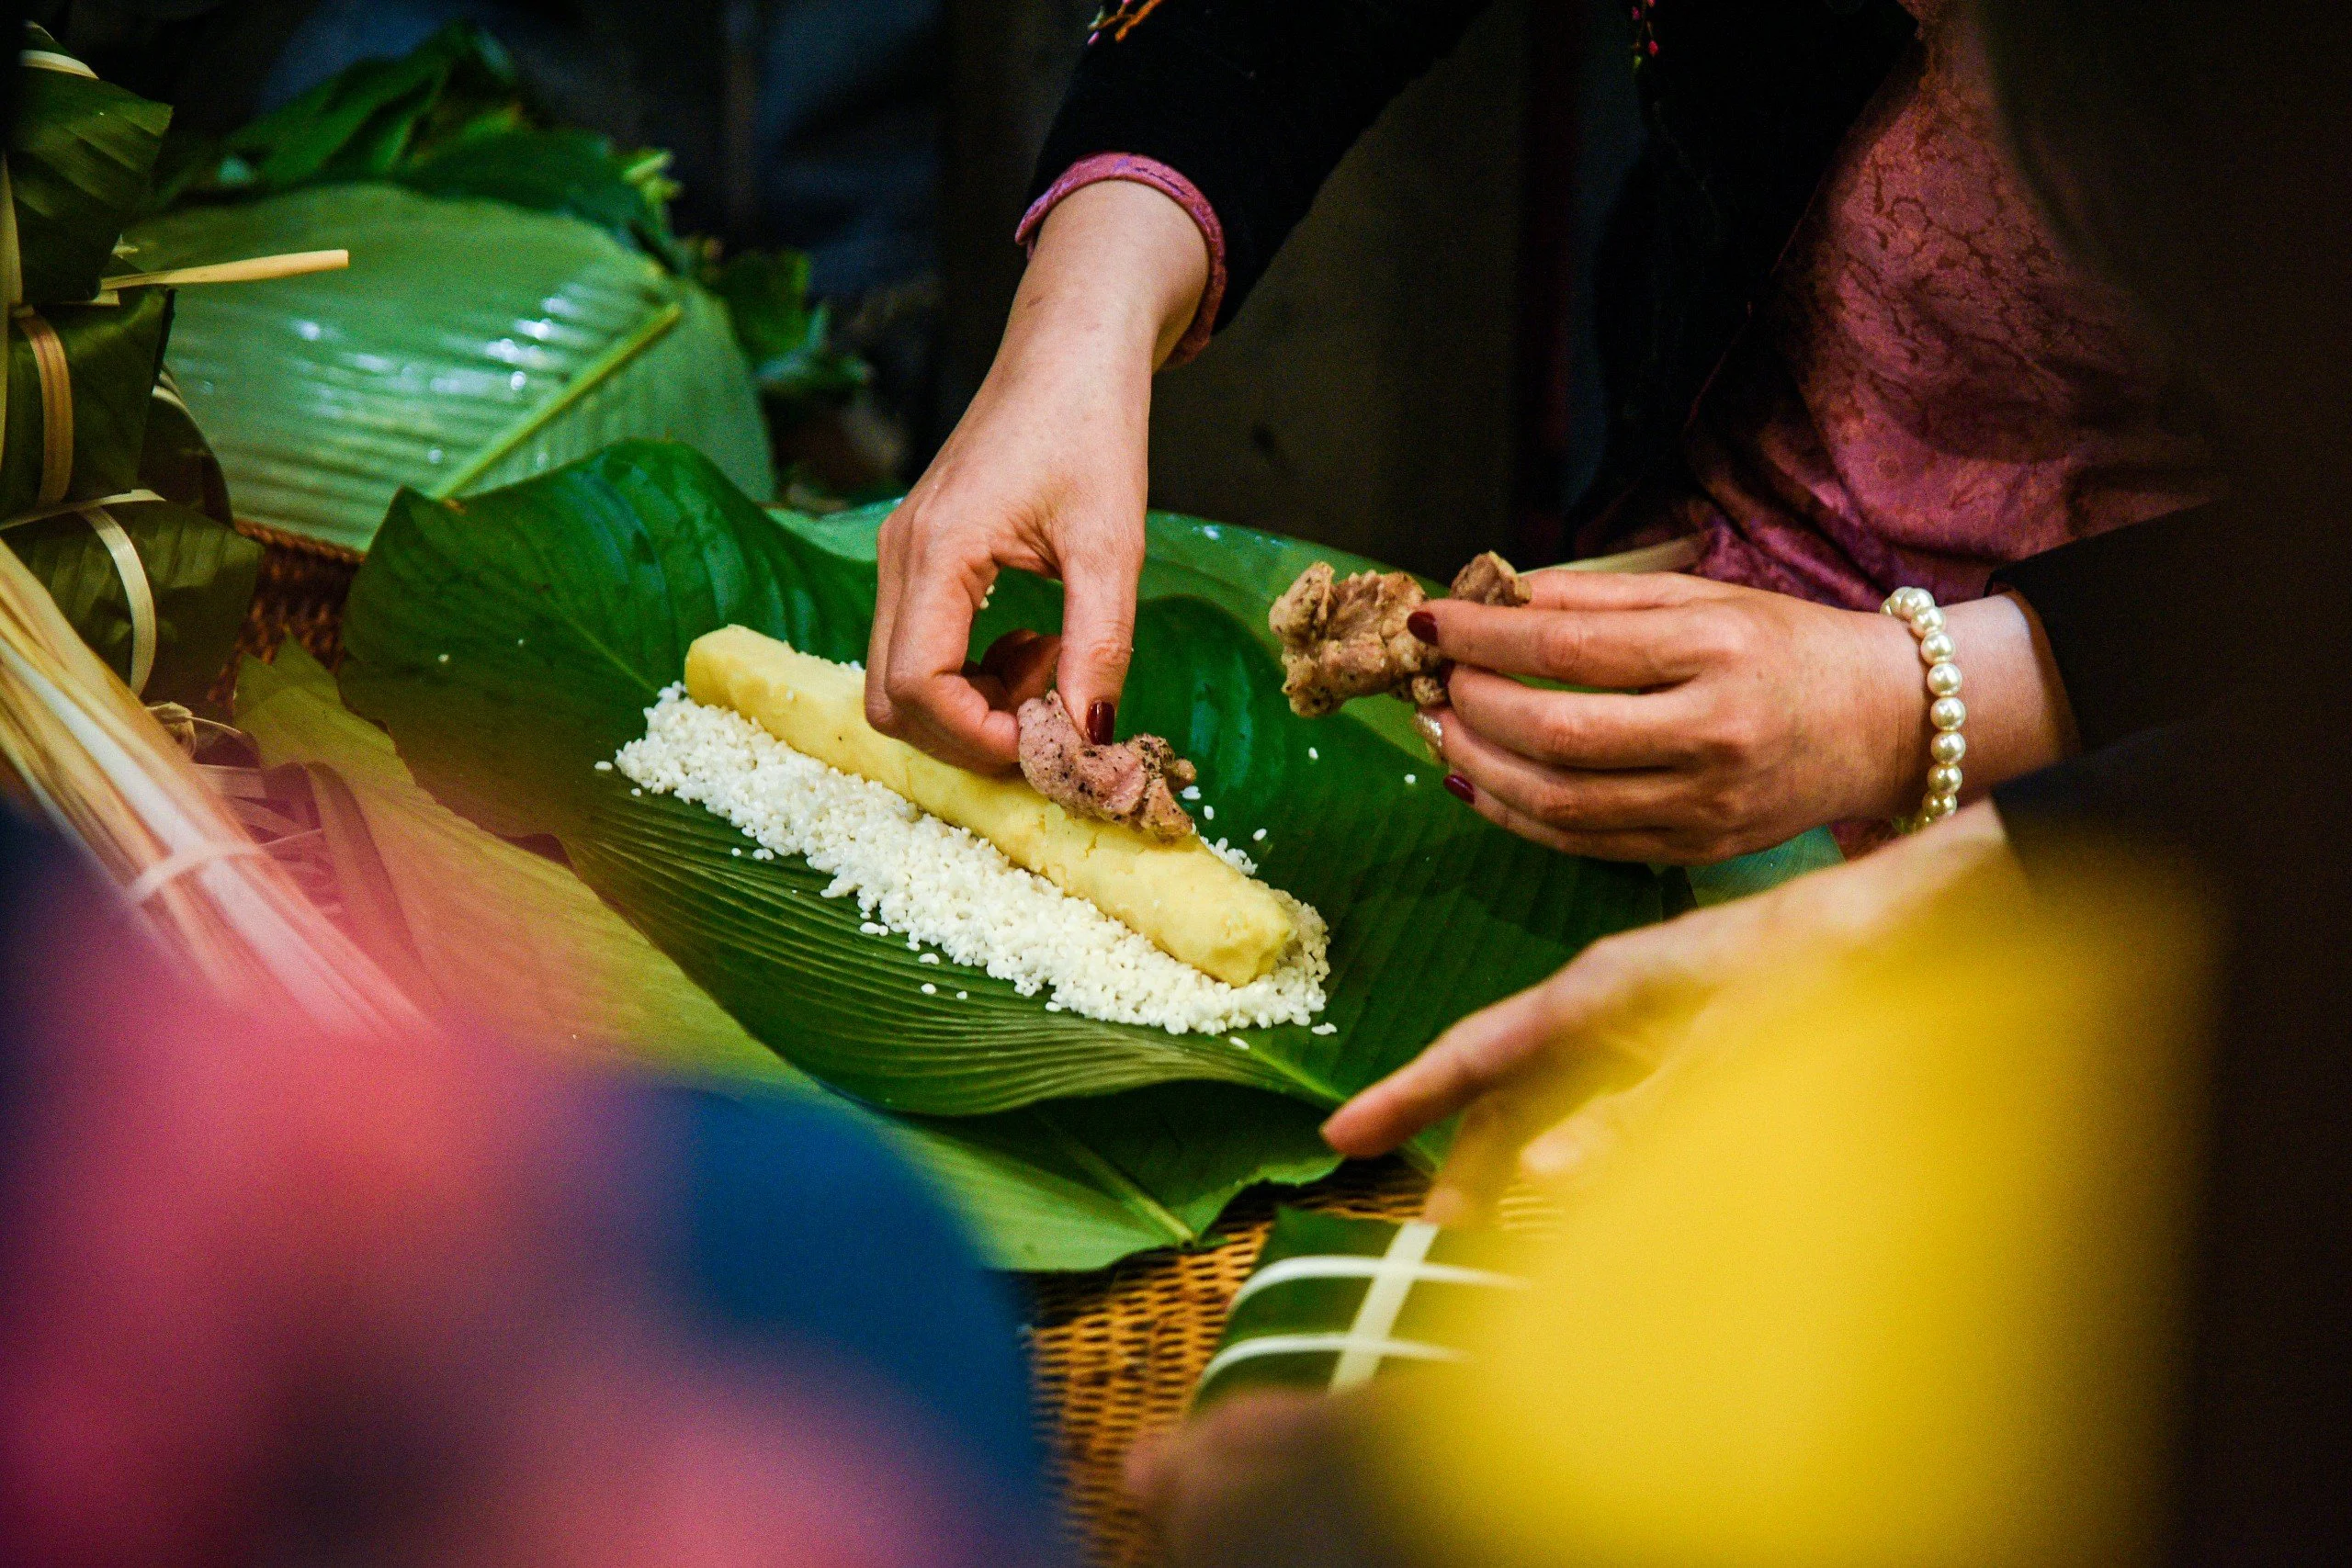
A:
[1017,179,1207,369]
[1850,605,1936,820]
[1939,593,2075,790]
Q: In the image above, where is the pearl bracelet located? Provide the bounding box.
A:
[1882,586,1966,832]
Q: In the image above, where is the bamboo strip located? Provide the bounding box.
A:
[0,538,430,1037]
[100,249,351,292]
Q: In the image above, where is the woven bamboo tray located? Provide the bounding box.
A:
[220,533,1430,1567]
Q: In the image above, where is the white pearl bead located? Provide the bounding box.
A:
[1930,730,1967,764]
[1928,763,1963,795]
[1912,604,1945,634]
[1927,660,1962,697]
[1919,631,1955,664]
[1928,792,1958,818]
[1886,587,1929,618]
[1931,695,1967,730]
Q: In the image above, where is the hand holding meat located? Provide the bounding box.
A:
[1414,570,1945,863]
[1017,690,1198,840]
[865,181,1210,771]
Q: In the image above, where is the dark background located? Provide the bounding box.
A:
[29,0,1645,578]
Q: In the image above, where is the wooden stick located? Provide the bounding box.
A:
[103,249,351,291]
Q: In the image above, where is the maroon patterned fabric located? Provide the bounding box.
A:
[1667,0,2219,607]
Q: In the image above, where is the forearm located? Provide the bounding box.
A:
[990,180,1207,397]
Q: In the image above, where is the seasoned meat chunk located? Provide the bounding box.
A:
[1267,563,1446,717]
[1450,550,1532,607]
[1268,552,1533,717]
[1016,691,1198,840]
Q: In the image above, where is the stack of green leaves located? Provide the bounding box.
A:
[126,22,875,553]
[296,438,1668,1267]
[1,28,259,704]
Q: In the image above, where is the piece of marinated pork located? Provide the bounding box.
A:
[1450,550,1532,608]
[1267,551,1532,716]
[1016,691,1198,840]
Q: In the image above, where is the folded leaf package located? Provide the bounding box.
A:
[0,30,261,702]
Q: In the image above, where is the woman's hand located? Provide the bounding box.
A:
[865,180,1208,771]
[1415,570,2073,863]
[1323,801,2018,1224]
[1125,1389,1389,1567]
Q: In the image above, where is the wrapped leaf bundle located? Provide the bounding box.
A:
[0,30,262,703]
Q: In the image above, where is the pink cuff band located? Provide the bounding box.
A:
[1015,152,1227,367]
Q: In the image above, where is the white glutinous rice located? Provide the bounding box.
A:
[614,687,1329,1034]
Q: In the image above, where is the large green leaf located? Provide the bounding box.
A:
[122,184,775,553]
[340,441,1666,1121]
[237,644,1338,1270]
[10,28,174,303]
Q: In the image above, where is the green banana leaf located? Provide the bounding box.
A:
[6,498,256,705]
[160,20,532,201]
[157,22,691,275]
[704,250,869,412]
[122,184,775,553]
[0,293,259,705]
[10,27,173,304]
[338,441,1666,1122]
[3,387,258,705]
[237,644,1340,1270]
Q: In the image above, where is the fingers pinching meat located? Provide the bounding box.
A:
[1017,690,1199,840]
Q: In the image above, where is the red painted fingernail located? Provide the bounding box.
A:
[1406,609,1439,645]
[1443,773,1476,804]
[1086,700,1116,746]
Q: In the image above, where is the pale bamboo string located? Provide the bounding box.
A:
[16,307,72,503]
[21,49,96,79]
[0,536,431,1035]
[99,250,349,292]
[122,838,268,905]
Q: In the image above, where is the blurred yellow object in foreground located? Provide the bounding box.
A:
[1391,850,2213,1567]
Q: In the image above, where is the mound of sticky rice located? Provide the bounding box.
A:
[614,687,1329,1033]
